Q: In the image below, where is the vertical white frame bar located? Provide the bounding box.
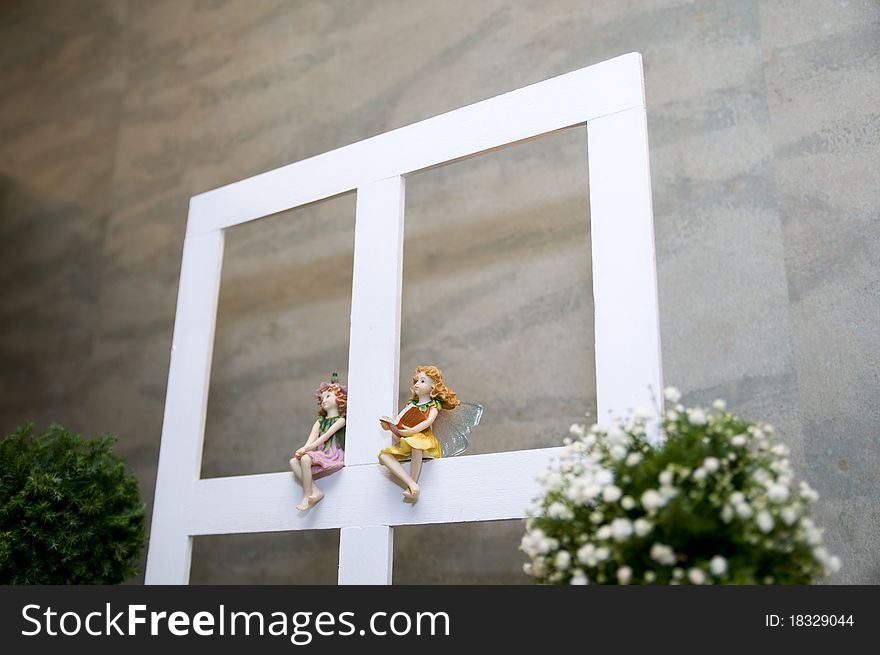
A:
[587,105,664,443]
[341,176,406,583]
[145,225,225,584]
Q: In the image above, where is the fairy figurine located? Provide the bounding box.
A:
[378,365,481,502]
[289,373,347,511]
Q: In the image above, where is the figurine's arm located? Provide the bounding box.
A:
[296,420,321,456]
[398,407,439,436]
[380,404,410,430]
[310,417,345,449]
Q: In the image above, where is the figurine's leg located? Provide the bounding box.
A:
[289,457,303,482]
[379,453,419,500]
[409,448,423,483]
[296,455,315,510]
[404,449,423,501]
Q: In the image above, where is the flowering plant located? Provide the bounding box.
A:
[520,387,839,585]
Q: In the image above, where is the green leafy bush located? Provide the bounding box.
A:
[0,422,146,584]
[521,388,839,585]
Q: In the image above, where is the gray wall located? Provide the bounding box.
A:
[1,0,877,584]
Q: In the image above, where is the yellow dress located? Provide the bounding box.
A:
[378,399,443,461]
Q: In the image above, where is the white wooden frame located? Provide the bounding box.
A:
[145,52,663,585]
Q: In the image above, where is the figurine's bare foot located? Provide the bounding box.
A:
[296,497,310,511]
[403,484,420,502]
[307,489,325,507]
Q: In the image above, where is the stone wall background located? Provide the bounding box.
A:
[1,0,877,584]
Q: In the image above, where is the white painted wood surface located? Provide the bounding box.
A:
[587,105,665,444]
[188,447,562,535]
[145,228,225,584]
[146,51,663,585]
[340,175,406,582]
[346,176,406,467]
[339,526,393,585]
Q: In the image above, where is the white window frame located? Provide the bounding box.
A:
[145,52,663,585]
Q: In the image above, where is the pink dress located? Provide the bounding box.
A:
[304,415,345,478]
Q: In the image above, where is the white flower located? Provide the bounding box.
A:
[621,495,636,510]
[692,467,707,481]
[555,550,571,570]
[731,434,747,447]
[542,471,563,491]
[672,568,684,580]
[570,570,589,585]
[659,485,679,501]
[634,406,653,420]
[607,426,627,444]
[523,562,533,576]
[634,518,653,537]
[659,470,673,486]
[688,568,706,585]
[650,543,676,566]
[712,399,726,411]
[569,423,586,438]
[781,507,798,526]
[721,505,734,523]
[566,478,601,505]
[596,525,612,540]
[617,566,633,584]
[602,485,622,502]
[799,481,819,502]
[730,492,745,505]
[609,444,627,460]
[611,518,634,542]
[665,409,679,421]
[756,511,774,533]
[687,408,707,425]
[754,469,772,486]
[644,571,656,583]
[595,468,614,487]
[641,489,665,511]
[735,502,753,519]
[626,452,643,466]
[532,558,546,576]
[703,457,720,473]
[772,443,789,457]
[663,387,681,403]
[594,547,611,561]
[577,543,595,565]
[828,556,841,573]
[547,502,574,520]
[767,484,790,503]
[709,556,728,576]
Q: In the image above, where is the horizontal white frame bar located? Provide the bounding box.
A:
[188,447,562,535]
[186,53,644,236]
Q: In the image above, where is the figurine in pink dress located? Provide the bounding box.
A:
[289,374,347,511]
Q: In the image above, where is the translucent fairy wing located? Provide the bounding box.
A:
[432,402,483,457]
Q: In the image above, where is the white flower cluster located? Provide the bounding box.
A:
[520,387,841,584]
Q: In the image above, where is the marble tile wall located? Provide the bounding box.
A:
[1,0,876,584]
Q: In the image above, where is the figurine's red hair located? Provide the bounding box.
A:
[410,365,460,409]
[315,381,347,417]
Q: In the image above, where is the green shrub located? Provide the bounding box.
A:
[0,422,146,584]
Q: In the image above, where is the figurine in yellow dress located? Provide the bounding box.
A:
[378,365,460,502]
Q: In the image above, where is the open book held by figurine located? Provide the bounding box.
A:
[380,401,483,457]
